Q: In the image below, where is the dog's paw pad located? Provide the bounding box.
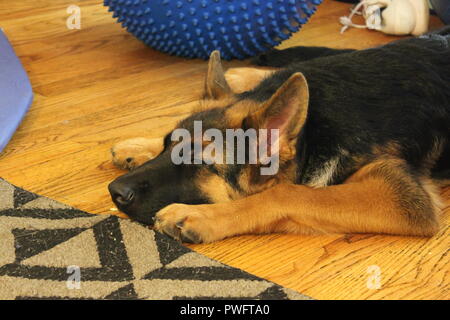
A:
[111,150,138,170]
[179,229,202,244]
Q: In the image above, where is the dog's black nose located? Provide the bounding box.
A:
[108,182,135,207]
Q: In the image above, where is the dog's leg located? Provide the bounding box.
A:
[111,137,164,170]
[224,68,275,93]
[155,158,441,243]
[252,46,356,67]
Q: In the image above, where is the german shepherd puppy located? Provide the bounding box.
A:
[109,28,450,244]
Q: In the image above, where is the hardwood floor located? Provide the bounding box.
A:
[0,0,448,299]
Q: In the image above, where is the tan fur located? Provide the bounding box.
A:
[421,177,444,216]
[111,137,164,170]
[196,171,239,203]
[155,157,441,243]
[204,50,232,99]
[195,96,237,113]
[372,141,403,158]
[433,178,450,187]
[224,99,261,127]
[224,67,275,93]
[422,137,446,175]
[238,166,278,195]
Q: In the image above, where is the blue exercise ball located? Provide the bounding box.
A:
[104,0,322,60]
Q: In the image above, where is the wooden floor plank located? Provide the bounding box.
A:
[0,0,447,299]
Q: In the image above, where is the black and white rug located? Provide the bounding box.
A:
[0,178,311,300]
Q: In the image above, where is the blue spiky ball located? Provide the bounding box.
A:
[104,0,322,60]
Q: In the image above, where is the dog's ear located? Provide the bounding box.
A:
[204,50,232,100]
[246,72,309,153]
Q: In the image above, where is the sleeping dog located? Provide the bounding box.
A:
[108,27,450,243]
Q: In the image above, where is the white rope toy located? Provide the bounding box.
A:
[339,0,430,36]
[340,0,383,34]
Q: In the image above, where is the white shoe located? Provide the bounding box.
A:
[340,0,430,36]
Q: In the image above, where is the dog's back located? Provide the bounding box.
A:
[247,28,450,186]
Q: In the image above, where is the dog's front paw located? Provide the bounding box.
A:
[225,68,274,93]
[154,204,222,244]
[111,137,163,170]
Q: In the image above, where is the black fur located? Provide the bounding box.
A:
[246,28,450,185]
[251,46,355,66]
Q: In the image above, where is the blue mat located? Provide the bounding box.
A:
[0,29,33,153]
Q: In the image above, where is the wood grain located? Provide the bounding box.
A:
[0,0,447,299]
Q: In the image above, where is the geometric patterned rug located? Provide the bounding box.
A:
[0,178,311,300]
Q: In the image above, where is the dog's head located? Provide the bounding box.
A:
[108,51,310,225]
